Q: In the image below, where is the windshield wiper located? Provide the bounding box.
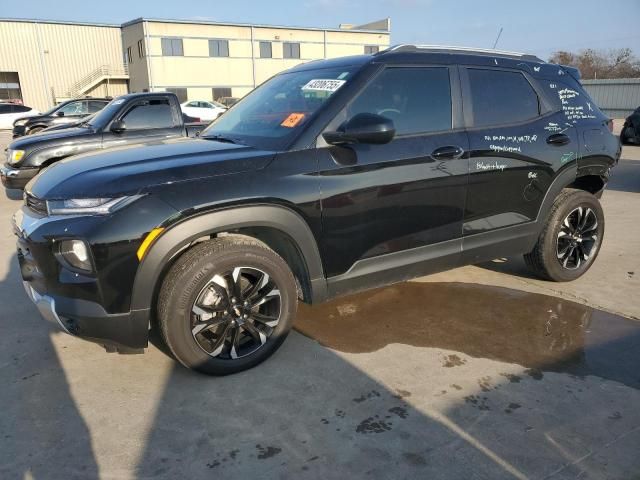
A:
[204,134,243,145]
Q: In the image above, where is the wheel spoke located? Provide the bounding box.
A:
[243,321,267,345]
[251,284,280,307]
[557,242,571,259]
[229,325,241,359]
[251,312,280,328]
[562,246,575,268]
[224,271,242,302]
[192,316,227,335]
[210,322,233,357]
[243,271,269,301]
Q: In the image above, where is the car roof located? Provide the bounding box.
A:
[288,44,549,75]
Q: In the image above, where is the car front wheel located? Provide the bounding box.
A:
[158,236,297,375]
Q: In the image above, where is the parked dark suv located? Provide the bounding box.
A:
[14,46,620,375]
[11,98,110,138]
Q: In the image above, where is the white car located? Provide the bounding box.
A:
[0,103,39,129]
[180,100,226,122]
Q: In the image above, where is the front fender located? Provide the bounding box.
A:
[130,204,327,312]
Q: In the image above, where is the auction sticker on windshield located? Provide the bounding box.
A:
[301,79,346,92]
[281,113,306,128]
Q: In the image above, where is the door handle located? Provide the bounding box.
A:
[431,145,464,160]
[546,133,571,146]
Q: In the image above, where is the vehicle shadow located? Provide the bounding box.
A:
[0,253,100,479]
[134,282,640,479]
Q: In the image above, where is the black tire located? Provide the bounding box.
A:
[28,126,45,135]
[158,236,297,376]
[620,126,636,145]
[524,188,604,282]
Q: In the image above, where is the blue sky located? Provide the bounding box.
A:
[4,0,639,60]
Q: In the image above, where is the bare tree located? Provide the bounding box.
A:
[549,48,640,79]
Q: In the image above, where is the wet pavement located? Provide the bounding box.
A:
[296,282,640,389]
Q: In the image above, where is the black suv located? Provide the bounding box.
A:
[14,46,620,375]
[11,98,110,138]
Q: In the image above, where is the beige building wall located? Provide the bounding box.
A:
[0,20,126,111]
[122,19,390,102]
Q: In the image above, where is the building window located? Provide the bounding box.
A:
[209,39,229,57]
[259,41,272,58]
[166,87,188,103]
[212,87,232,101]
[0,72,22,103]
[161,38,184,56]
[138,39,145,58]
[126,46,133,64]
[283,42,300,59]
[364,45,379,54]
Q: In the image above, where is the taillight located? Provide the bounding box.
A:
[606,119,614,133]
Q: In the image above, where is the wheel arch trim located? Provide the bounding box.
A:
[130,204,327,311]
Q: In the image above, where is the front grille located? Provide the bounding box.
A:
[25,193,48,216]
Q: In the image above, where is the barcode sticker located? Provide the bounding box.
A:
[301,79,346,92]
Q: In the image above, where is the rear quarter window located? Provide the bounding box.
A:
[467,69,540,127]
[538,79,603,124]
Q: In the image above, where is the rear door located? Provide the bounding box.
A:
[461,67,578,246]
[101,96,184,149]
[318,65,469,284]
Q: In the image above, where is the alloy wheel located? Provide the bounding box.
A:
[190,266,281,359]
[556,206,599,270]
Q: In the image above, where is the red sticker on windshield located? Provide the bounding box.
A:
[281,113,305,128]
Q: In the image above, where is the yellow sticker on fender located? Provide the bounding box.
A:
[281,113,305,128]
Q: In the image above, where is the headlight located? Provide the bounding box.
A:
[8,149,25,165]
[47,195,142,215]
[57,239,93,272]
[14,119,28,127]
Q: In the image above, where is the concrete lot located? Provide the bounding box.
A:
[1,129,639,479]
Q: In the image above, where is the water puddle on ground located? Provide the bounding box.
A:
[295,282,640,389]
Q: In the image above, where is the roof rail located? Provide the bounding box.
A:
[378,44,543,62]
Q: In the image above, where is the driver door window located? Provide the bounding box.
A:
[345,67,452,135]
[121,98,175,130]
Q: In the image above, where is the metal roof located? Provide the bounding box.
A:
[0,17,120,28]
[121,17,391,34]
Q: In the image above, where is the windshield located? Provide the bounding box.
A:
[202,66,357,150]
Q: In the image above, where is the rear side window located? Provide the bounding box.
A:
[347,67,452,135]
[122,98,175,129]
[0,104,11,113]
[467,69,539,127]
[13,105,31,112]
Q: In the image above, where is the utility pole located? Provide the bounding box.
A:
[492,27,503,49]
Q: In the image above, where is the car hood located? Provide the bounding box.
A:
[19,114,52,125]
[10,126,95,150]
[28,137,275,199]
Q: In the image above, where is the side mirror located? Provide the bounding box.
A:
[110,120,126,133]
[323,113,396,146]
[56,111,65,117]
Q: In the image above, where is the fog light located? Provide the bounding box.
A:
[58,239,93,272]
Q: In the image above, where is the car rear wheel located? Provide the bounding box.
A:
[524,188,604,282]
[157,236,297,375]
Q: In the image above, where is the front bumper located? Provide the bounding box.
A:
[12,124,27,138]
[1,164,38,190]
[13,205,151,351]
